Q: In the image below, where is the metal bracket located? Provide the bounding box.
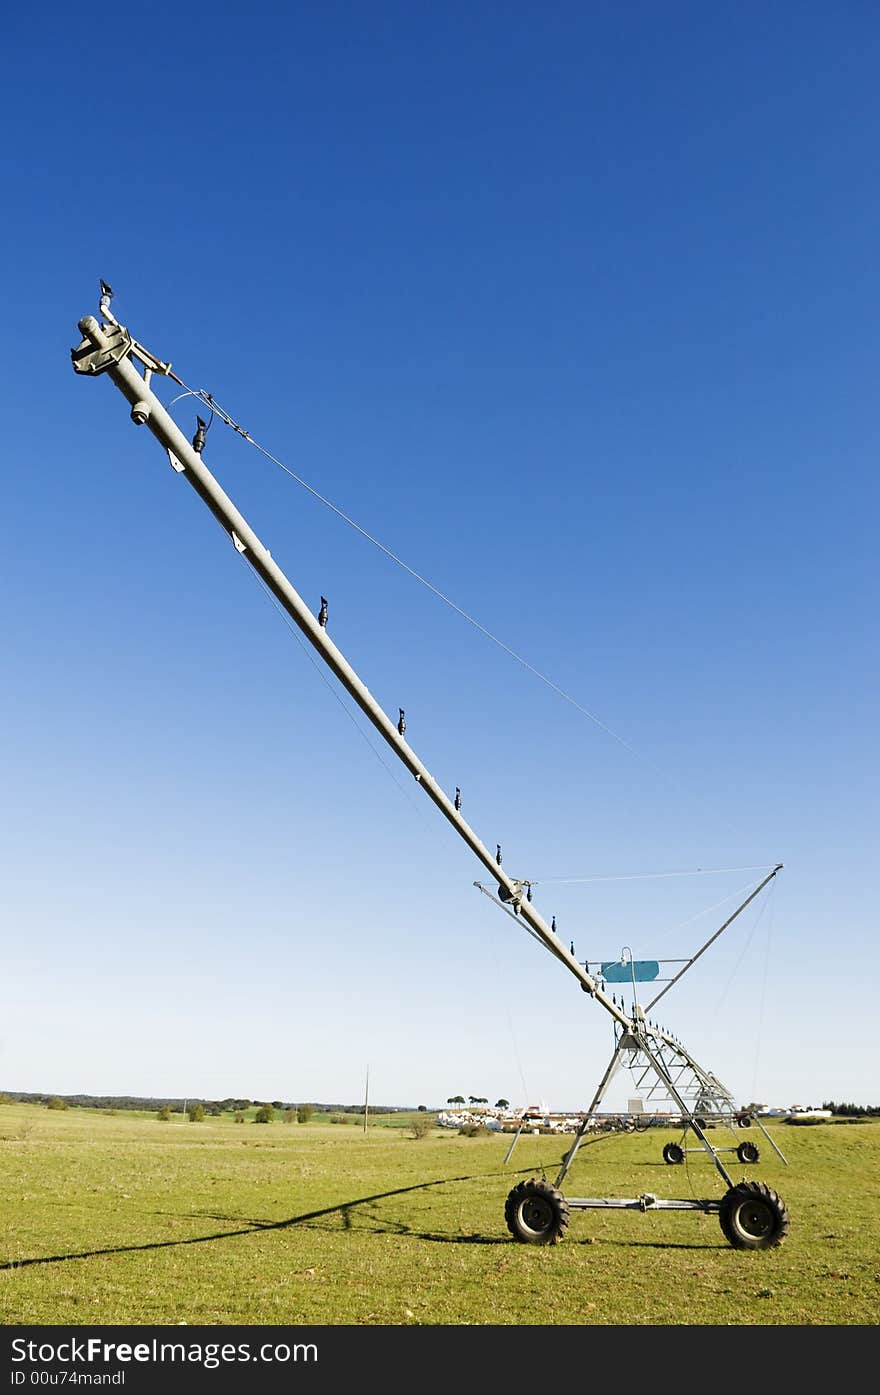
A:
[498,878,525,912]
[71,323,133,376]
[130,338,173,377]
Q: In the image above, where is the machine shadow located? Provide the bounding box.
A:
[0,1167,522,1270]
[1,1154,730,1270]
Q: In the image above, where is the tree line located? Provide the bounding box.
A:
[821,1101,880,1116]
[0,1090,410,1115]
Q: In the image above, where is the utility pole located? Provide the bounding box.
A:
[363,1066,369,1135]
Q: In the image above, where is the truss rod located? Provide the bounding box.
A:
[643,864,782,1014]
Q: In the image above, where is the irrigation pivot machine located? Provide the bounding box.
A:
[71,286,791,1251]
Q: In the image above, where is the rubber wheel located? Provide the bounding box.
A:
[663,1142,685,1165]
[737,1114,752,1128]
[505,1179,570,1245]
[693,1116,708,1130]
[737,1140,760,1164]
[719,1181,790,1250]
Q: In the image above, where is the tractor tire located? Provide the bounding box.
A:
[737,1140,760,1165]
[505,1178,570,1245]
[719,1181,790,1250]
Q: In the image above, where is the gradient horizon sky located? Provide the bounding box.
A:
[2,2,877,1111]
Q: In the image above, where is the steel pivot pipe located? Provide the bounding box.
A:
[73,312,634,1029]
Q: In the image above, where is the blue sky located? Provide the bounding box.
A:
[1,3,877,1111]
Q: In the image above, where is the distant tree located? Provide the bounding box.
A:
[410,1114,433,1139]
[285,1107,298,1123]
[254,1104,274,1124]
[0,1093,13,1106]
[187,1104,205,1123]
[495,1099,510,1110]
[156,1105,172,1121]
[46,1097,68,1111]
[417,1104,427,1112]
[271,1101,284,1112]
[824,1100,873,1117]
[206,1103,222,1116]
[297,1104,314,1124]
[234,1112,246,1124]
[448,1095,465,1106]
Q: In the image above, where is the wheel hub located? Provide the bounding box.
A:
[738,1200,774,1238]
[521,1197,554,1232]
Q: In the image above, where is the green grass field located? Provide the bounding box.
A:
[1,1104,877,1325]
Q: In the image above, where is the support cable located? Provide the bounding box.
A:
[653,876,775,946]
[160,371,754,842]
[530,864,777,885]
[706,891,772,1028]
[751,877,776,1101]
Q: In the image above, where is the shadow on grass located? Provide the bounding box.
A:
[0,1168,515,1269]
[1,1161,721,1268]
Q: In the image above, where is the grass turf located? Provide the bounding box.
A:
[1,1105,877,1325]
